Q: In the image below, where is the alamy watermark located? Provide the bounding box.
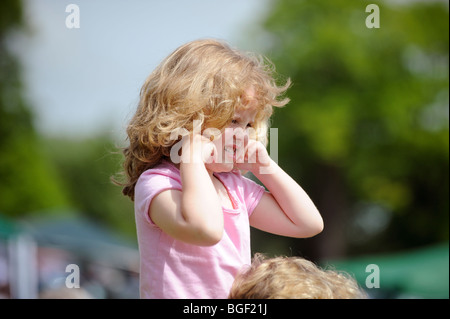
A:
[65,4,80,29]
[365,4,380,29]
[168,120,278,174]
[64,4,380,30]
[365,264,380,289]
[65,264,80,288]
[63,262,380,292]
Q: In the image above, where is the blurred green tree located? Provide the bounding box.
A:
[43,137,135,237]
[0,0,71,217]
[251,0,449,259]
[0,0,134,238]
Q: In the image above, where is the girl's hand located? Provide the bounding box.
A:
[234,139,271,174]
[155,132,224,247]
[180,133,217,164]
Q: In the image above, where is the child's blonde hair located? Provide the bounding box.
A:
[229,253,367,299]
[120,39,290,200]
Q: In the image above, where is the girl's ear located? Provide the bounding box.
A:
[203,138,218,164]
[202,127,222,143]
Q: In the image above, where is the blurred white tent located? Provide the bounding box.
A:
[1,213,139,299]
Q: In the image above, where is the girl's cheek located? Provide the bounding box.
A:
[213,136,224,152]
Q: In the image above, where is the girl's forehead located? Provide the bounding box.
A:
[243,86,256,100]
[240,86,260,108]
[242,87,259,105]
[233,106,259,120]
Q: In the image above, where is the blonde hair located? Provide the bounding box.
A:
[229,254,367,299]
[119,39,290,200]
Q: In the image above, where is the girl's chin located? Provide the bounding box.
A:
[205,162,235,173]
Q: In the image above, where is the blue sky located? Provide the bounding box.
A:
[10,0,269,140]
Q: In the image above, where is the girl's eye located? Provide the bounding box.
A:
[231,119,253,128]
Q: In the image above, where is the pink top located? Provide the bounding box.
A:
[134,161,265,299]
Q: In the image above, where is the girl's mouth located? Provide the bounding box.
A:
[224,145,237,161]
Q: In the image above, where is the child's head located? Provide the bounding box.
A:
[228,254,367,299]
[121,39,290,199]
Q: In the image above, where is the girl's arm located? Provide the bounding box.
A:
[237,141,323,238]
[149,135,224,246]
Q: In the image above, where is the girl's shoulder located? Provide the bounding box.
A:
[135,160,182,204]
[137,160,181,184]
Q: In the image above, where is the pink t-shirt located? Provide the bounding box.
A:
[134,161,265,299]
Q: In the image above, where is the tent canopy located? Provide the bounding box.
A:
[0,214,21,239]
[328,243,449,299]
[23,215,139,271]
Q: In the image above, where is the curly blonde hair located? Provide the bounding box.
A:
[118,39,290,200]
[228,254,367,299]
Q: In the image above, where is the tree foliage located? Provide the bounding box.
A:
[0,0,134,237]
[42,137,135,236]
[0,0,70,217]
[253,0,448,258]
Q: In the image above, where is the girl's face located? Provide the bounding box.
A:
[206,88,259,173]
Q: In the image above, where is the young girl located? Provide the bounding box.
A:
[119,39,323,298]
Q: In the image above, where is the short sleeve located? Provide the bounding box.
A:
[134,166,182,227]
[240,174,265,216]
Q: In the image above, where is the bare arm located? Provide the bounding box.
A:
[251,159,323,238]
[150,135,224,246]
[236,140,323,238]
